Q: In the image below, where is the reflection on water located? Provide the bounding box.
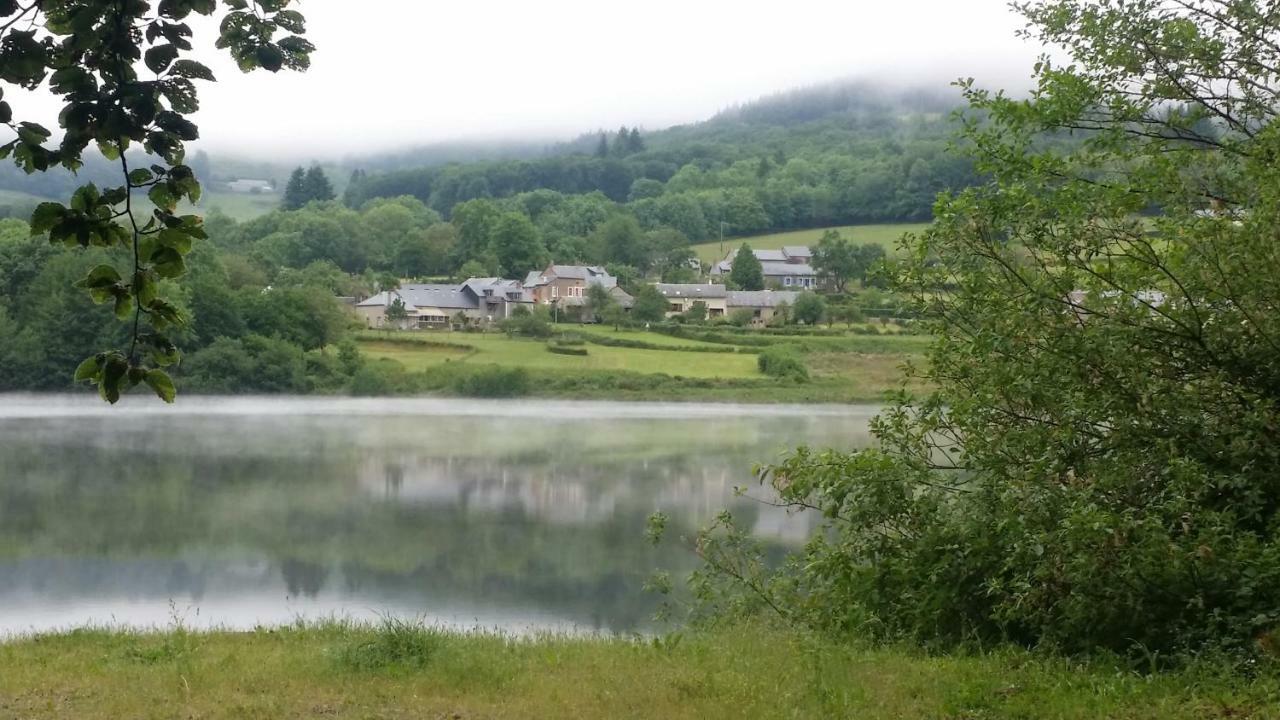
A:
[0,395,876,635]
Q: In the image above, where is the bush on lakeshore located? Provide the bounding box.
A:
[450,365,531,398]
[756,345,809,382]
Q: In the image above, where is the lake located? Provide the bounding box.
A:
[0,395,876,636]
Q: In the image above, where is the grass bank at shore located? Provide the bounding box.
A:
[1,622,1274,719]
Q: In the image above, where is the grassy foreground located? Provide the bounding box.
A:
[1,622,1275,719]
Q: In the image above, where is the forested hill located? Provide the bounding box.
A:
[341,82,976,241]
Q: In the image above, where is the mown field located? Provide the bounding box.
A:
[692,222,931,264]
[1,621,1274,720]
[356,325,929,403]
[361,329,760,379]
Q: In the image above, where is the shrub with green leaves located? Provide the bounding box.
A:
[756,346,808,382]
[451,366,530,398]
[673,0,1280,662]
[546,343,588,356]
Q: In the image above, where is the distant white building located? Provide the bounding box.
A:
[227,178,274,193]
[710,246,817,289]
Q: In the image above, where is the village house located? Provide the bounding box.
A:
[727,290,800,326]
[355,278,532,329]
[655,283,729,318]
[710,245,818,289]
[655,283,799,326]
[523,264,634,309]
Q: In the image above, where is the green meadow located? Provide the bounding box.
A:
[691,222,931,264]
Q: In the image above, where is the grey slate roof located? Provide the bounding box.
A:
[727,290,800,308]
[463,278,532,302]
[655,283,728,299]
[398,284,481,310]
[713,246,814,275]
[761,262,816,277]
[753,249,788,262]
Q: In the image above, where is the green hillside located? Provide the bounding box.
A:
[693,222,930,264]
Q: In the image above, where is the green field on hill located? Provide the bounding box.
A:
[191,189,281,221]
[692,222,931,264]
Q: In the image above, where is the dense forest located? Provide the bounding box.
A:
[342,82,974,238]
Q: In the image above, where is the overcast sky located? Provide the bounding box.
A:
[17,0,1045,159]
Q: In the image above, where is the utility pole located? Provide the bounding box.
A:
[719,221,728,258]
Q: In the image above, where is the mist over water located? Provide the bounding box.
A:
[0,395,876,635]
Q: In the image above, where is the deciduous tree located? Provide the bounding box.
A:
[0,0,313,402]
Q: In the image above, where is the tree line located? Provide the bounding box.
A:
[341,100,975,238]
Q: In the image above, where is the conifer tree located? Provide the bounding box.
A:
[728,244,764,290]
[281,167,309,210]
[303,166,335,203]
[627,127,645,154]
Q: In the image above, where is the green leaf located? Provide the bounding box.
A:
[100,354,129,404]
[128,168,154,185]
[150,246,187,278]
[113,293,134,320]
[70,183,100,212]
[75,264,122,289]
[144,368,177,403]
[157,227,194,253]
[148,183,177,211]
[133,269,158,305]
[73,355,103,382]
[170,59,215,81]
[144,44,180,74]
[97,141,120,160]
[29,202,65,235]
[255,44,284,72]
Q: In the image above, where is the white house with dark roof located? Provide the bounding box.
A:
[355,279,533,329]
[654,283,800,324]
[710,246,817,289]
[655,283,729,317]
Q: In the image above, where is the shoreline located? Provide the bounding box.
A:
[0,392,886,418]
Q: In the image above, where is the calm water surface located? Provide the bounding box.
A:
[0,395,876,635]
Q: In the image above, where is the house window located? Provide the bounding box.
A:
[784,277,793,286]
[552,286,558,298]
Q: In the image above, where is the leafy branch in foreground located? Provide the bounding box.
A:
[0,0,313,402]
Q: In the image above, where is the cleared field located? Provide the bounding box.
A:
[188,190,281,221]
[359,334,761,378]
[693,222,931,264]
